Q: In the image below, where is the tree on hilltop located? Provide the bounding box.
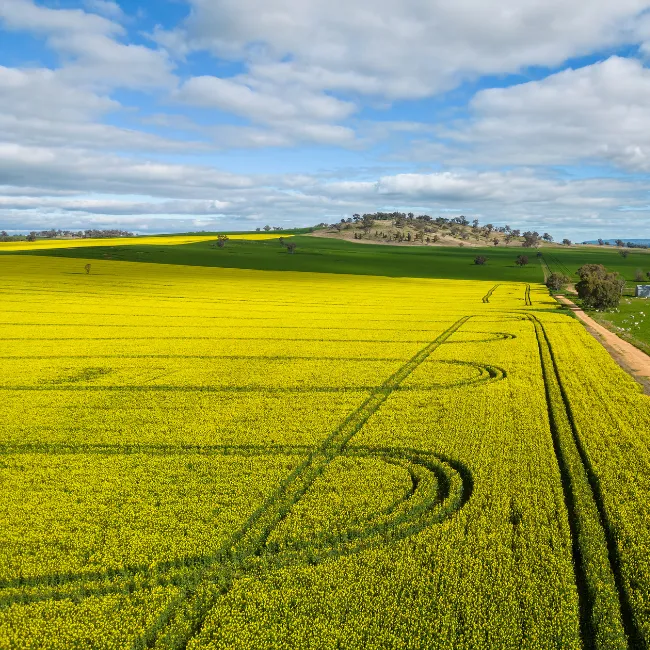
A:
[522,231,541,248]
[361,214,374,233]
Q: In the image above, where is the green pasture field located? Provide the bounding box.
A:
[592,297,650,355]
[540,247,650,285]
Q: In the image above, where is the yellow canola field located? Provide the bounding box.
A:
[0,232,287,252]
[0,255,648,650]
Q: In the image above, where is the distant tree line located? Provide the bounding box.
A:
[594,238,649,249]
[0,229,134,242]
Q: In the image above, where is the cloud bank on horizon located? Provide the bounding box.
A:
[1,0,650,239]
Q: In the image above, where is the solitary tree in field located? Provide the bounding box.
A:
[576,264,626,309]
[615,239,625,248]
[635,269,645,282]
[598,238,605,246]
[263,225,271,232]
[515,255,529,267]
[84,264,91,274]
[216,235,228,248]
[619,249,630,258]
[562,239,572,246]
[286,241,296,254]
[546,272,570,291]
[474,255,488,265]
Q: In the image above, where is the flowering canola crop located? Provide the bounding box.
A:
[0,232,286,252]
[0,255,648,649]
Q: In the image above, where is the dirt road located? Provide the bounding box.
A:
[556,295,650,392]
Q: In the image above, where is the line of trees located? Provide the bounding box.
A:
[0,229,134,242]
[596,238,649,249]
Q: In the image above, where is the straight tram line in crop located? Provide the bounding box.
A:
[531,315,640,650]
[482,284,500,303]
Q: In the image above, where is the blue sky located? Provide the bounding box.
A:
[1,0,650,239]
